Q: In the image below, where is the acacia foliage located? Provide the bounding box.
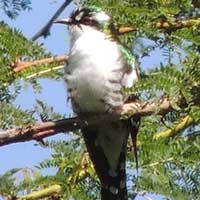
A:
[0,0,31,18]
[0,0,200,199]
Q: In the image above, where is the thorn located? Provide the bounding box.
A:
[35,139,47,147]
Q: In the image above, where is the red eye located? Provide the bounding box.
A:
[82,17,93,25]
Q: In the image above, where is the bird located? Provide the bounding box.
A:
[55,6,140,200]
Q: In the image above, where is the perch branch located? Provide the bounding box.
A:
[0,97,179,147]
[31,0,73,41]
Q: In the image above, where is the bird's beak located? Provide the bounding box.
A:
[54,18,72,25]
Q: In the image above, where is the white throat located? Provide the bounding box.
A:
[68,25,103,48]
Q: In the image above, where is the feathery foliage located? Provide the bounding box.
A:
[0,0,31,19]
[35,139,99,200]
[0,21,65,129]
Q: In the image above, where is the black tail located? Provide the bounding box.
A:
[82,125,128,200]
[100,151,128,200]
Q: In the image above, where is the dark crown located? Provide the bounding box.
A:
[69,7,111,30]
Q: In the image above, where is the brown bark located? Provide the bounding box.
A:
[0,98,175,147]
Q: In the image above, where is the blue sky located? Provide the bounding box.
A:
[0,1,164,199]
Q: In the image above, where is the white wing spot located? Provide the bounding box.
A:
[120,162,125,170]
[109,186,119,195]
[120,180,126,189]
[94,139,99,146]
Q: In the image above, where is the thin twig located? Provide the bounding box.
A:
[141,157,174,168]
[118,18,200,35]
[118,27,138,34]
[31,0,73,41]
[24,65,64,79]
[154,18,200,33]
[153,116,194,139]
[18,184,62,200]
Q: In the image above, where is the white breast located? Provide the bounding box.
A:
[65,25,137,113]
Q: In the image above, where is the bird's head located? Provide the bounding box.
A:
[54,6,114,35]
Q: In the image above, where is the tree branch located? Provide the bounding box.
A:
[154,18,200,33]
[0,97,177,147]
[118,18,200,35]
[153,116,194,139]
[18,184,62,200]
[24,65,64,79]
